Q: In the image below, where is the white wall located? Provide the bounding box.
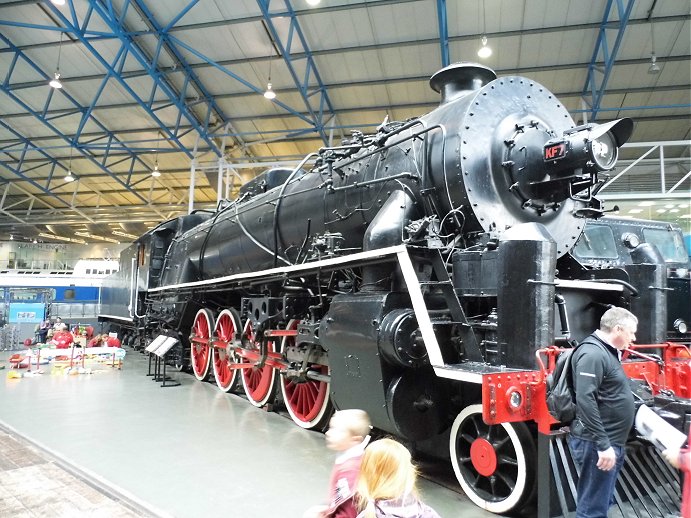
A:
[0,241,129,270]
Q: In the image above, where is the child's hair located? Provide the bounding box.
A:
[333,409,371,438]
[356,438,418,518]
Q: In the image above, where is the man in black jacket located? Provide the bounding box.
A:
[569,306,637,518]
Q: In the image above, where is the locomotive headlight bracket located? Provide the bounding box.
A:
[543,118,634,173]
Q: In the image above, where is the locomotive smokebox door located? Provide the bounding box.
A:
[497,223,556,370]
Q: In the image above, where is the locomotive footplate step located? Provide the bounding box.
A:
[537,430,681,518]
[436,362,526,375]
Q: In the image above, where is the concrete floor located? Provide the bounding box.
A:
[0,349,497,518]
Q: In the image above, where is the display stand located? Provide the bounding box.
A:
[145,335,168,377]
[153,336,180,387]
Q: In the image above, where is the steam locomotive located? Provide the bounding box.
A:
[100,63,690,515]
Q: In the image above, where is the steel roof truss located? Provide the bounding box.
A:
[132,0,230,144]
[256,0,338,144]
[66,0,220,157]
[436,0,449,68]
[581,0,635,121]
[0,32,158,208]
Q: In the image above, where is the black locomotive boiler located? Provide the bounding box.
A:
[100,63,689,515]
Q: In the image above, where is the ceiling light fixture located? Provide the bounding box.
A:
[478,35,492,59]
[477,1,492,59]
[648,18,660,74]
[263,81,276,100]
[152,133,162,176]
[263,53,276,100]
[49,72,63,89]
[64,145,75,182]
[50,0,66,5]
[73,232,119,244]
[111,230,139,240]
[50,32,64,89]
[306,0,321,6]
[648,53,660,74]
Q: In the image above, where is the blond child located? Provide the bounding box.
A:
[355,438,440,518]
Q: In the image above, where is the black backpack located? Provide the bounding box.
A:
[546,345,579,423]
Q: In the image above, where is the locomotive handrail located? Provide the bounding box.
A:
[272,152,319,267]
[321,120,430,171]
[583,278,639,297]
[535,346,565,379]
[147,245,409,293]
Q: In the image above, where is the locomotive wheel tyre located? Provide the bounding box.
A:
[241,319,278,407]
[279,319,333,430]
[191,308,214,381]
[212,309,241,392]
[449,404,536,514]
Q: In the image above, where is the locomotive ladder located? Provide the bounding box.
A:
[416,250,484,363]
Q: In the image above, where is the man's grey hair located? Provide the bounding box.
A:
[600,307,638,332]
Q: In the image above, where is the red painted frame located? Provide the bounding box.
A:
[482,342,691,434]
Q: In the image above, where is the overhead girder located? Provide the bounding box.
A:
[5,0,343,158]
[0,119,101,223]
[0,203,212,228]
[1,79,689,157]
[581,0,636,121]
[4,13,688,95]
[435,0,450,67]
[1,44,689,142]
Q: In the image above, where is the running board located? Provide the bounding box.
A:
[538,430,681,518]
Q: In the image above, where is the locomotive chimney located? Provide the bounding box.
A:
[429,62,497,105]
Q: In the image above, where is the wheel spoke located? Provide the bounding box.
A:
[497,453,519,468]
[493,469,517,492]
[494,434,511,450]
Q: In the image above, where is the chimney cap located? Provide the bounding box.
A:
[430,62,497,94]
